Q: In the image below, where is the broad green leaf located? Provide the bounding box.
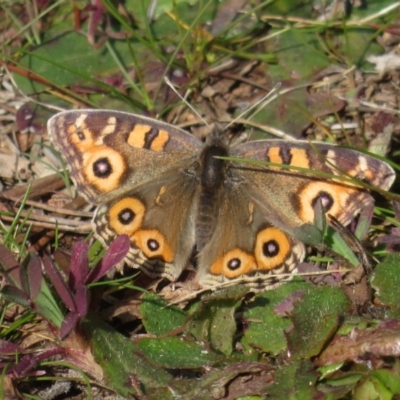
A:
[12,32,150,110]
[185,286,247,356]
[372,369,400,394]
[138,336,222,368]
[141,292,186,335]
[241,280,311,355]
[371,253,400,317]
[267,360,319,399]
[167,361,269,399]
[81,313,172,397]
[353,375,393,400]
[287,286,351,359]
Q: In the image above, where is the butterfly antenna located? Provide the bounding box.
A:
[164,77,282,132]
[225,82,282,130]
[164,76,211,129]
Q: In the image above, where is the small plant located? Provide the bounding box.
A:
[0,235,129,380]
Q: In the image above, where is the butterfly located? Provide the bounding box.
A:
[48,109,395,290]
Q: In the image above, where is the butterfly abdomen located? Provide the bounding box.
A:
[195,142,229,250]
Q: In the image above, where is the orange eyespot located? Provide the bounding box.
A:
[83,146,127,192]
[132,229,174,262]
[210,249,256,279]
[67,116,96,152]
[109,197,145,235]
[298,182,355,223]
[254,227,291,270]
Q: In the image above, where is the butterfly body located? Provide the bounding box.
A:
[48,110,395,290]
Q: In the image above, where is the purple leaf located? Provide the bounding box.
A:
[69,241,89,292]
[0,340,22,354]
[19,256,30,295]
[9,347,65,377]
[75,285,89,318]
[379,227,400,252]
[86,235,129,283]
[43,255,76,312]
[11,354,36,377]
[0,245,22,287]
[60,312,81,339]
[0,285,30,306]
[27,253,43,299]
[35,347,65,362]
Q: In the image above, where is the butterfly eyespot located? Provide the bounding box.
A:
[109,197,145,235]
[93,157,112,178]
[147,239,160,251]
[133,230,173,262]
[298,182,355,223]
[262,240,279,257]
[118,208,135,225]
[67,116,96,151]
[83,146,127,192]
[311,191,334,211]
[77,131,85,140]
[70,129,95,151]
[227,257,241,271]
[210,249,256,278]
[255,227,291,270]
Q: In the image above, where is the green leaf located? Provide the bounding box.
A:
[166,361,268,399]
[138,337,222,369]
[81,313,172,397]
[267,360,319,399]
[353,375,393,400]
[141,292,186,335]
[184,286,247,356]
[371,253,400,317]
[294,223,324,246]
[12,32,149,110]
[34,280,64,327]
[323,227,359,267]
[287,286,351,359]
[372,369,400,394]
[241,280,311,355]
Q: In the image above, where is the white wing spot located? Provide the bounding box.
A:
[75,114,88,128]
[358,155,368,172]
[326,150,337,167]
[101,117,117,135]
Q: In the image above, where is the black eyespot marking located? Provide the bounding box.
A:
[118,208,135,225]
[77,131,86,140]
[93,157,112,178]
[311,191,334,211]
[263,240,279,257]
[147,239,160,252]
[227,257,241,271]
